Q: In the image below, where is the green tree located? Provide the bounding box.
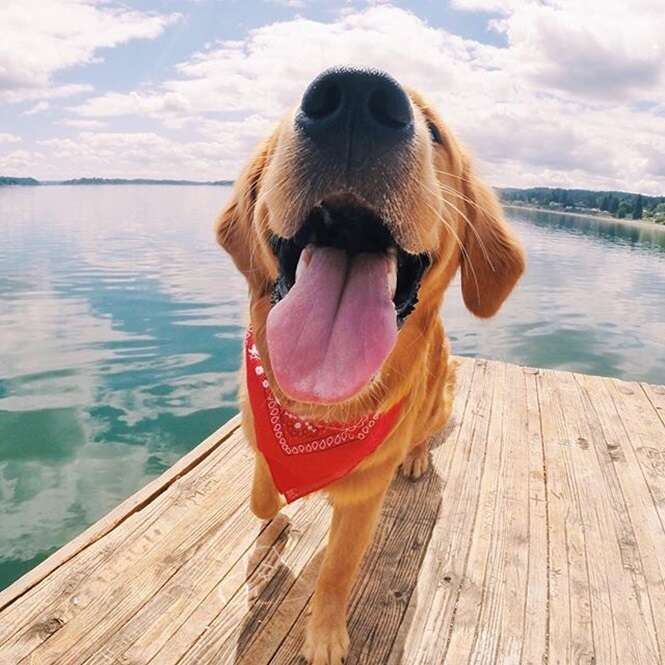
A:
[617,201,632,219]
[652,202,665,224]
[632,194,643,220]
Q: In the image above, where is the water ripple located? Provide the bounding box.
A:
[0,186,664,590]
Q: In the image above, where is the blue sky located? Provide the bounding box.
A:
[1,0,664,193]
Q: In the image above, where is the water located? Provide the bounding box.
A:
[1,186,664,591]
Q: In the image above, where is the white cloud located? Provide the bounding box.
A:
[63,5,665,193]
[0,0,180,103]
[72,7,466,120]
[59,119,108,130]
[24,130,241,180]
[454,0,665,101]
[73,91,193,120]
[0,133,22,144]
[3,83,94,105]
[266,0,308,7]
[23,101,50,116]
[0,149,42,176]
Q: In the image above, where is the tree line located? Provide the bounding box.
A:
[500,187,665,224]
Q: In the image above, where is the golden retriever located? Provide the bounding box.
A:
[216,67,525,664]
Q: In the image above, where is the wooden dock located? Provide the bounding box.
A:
[1,357,665,664]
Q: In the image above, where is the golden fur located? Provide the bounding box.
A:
[216,86,525,665]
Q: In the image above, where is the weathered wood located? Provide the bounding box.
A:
[0,430,247,655]
[519,367,549,665]
[1,359,664,665]
[0,414,242,616]
[8,436,254,665]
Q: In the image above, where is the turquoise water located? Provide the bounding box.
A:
[1,185,664,591]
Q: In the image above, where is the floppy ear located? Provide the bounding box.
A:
[215,139,273,292]
[459,156,525,318]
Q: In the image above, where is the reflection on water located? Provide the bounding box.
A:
[445,208,665,384]
[0,187,664,590]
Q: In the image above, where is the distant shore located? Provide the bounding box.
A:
[504,204,665,233]
[0,177,233,187]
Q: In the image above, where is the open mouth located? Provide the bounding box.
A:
[270,198,430,324]
[265,196,430,404]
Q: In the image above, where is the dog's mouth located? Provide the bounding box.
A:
[265,195,430,405]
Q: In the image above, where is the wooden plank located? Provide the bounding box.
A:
[171,496,330,665]
[442,359,510,664]
[5,432,252,664]
[443,359,537,664]
[641,381,665,429]
[1,361,664,665]
[128,513,305,664]
[491,363,535,665]
[0,415,241,613]
[81,498,289,665]
[561,370,658,665]
[580,373,665,662]
[0,427,245,648]
[554,370,619,665]
[536,368,595,665]
[519,367,550,665]
[378,358,473,665]
[137,507,326,665]
[634,381,665,524]
[343,368,473,665]
[378,358,500,664]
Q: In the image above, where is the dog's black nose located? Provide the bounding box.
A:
[296,68,414,166]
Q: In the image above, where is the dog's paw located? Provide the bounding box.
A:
[400,445,430,481]
[302,618,349,665]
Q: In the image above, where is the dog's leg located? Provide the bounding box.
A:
[302,486,389,665]
[250,452,283,520]
[400,440,430,480]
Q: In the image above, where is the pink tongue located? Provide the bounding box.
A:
[266,247,397,404]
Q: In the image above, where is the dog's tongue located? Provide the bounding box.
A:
[266,246,397,403]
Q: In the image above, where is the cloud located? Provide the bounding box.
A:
[454,0,665,101]
[27,130,244,180]
[0,0,180,104]
[0,3,657,193]
[266,0,309,7]
[0,133,22,144]
[23,101,50,116]
[2,84,94,105]
[0,149,42,176]
[62,5,665,193]
[72,7,465,120]
[59,119,108,130]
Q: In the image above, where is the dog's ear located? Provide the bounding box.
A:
[459,155,525,318]
[215,139,273,292]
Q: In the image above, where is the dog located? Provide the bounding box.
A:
[216,67,525,665]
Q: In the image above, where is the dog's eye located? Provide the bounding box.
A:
[427,119,443,145]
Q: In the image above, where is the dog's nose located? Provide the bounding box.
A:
[296,68,414,165]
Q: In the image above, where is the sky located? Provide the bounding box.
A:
[1,0,664,194]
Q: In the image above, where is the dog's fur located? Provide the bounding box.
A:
[216,86,525,664]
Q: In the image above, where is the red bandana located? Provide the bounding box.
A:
[245,330,401,502]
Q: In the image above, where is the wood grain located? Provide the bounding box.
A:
[1,360,664,665]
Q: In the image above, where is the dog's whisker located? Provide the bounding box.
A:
[427,177,496,272]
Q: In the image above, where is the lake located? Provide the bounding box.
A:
[1,185,664,591]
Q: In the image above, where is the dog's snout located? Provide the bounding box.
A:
[296,68,414,165]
